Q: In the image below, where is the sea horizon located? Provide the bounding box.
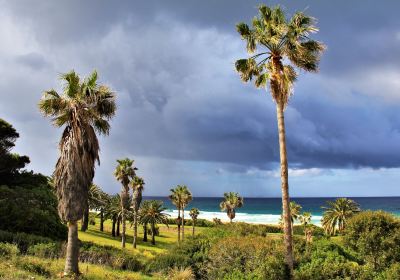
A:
[143,196,400,225]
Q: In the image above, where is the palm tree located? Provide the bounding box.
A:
[131,176,145,248]
[220,192,244,223]
[81,184,104,231]
[189,208,200,236]
[38,70,116,275]
[139,200,152,242]
[114,158,137,248]
[289,201,302,233]
[299,212,312,242]
[322,198,360,236]
[169,185,191,241]
[139,200,169,245]
[104,194,122,237]
[97,192,110,232]
[235,5,324,271]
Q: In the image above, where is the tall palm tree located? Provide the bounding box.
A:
[322,198,360,236]
[235,5,324,271]
[220,192,244,223]
[169,185,189,242]
[139,200,169,245]
[38,70,116,275]
[114,158,137,248]
[189,208,200,236]
[131,176,145,248]
[180,186,192,241]
[81,183,104,232]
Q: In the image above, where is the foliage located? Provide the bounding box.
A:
[18,259,51,277]
[27,242,62,259]
[322,198,360,235]
[220,192,244,221]
[206,236,287,280]
[0,230,54,253]
[0,242,19,257]
[167,267,195,280]
[344,211,400,270]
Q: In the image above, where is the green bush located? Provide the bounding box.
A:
[18,259,51,277]
[377,263,400,280]
[0,230,53,253]
[27,242,62,259]
[344,211,400,270]
[293,224,324,237]
[79,242,142,271]
[0,242,19,257]
[206,236,287,280]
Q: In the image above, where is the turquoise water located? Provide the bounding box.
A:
[145,196,400,225]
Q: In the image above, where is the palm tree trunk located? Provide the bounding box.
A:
[177,208,181,242]
[181,208,185,241]
[192,222,195,236]
[121,208,126,248]
[64,221,79,275]
[276,102,294,274]
[117,216,120,236]
[112,217,116,237]
[151,223,155,245]
[143,223,148,242]
[133,211,138,248]
[100,209,104,232]
[81,207,89,232]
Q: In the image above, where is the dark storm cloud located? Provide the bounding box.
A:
[1,0,400,185]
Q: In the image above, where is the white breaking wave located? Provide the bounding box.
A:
[164,209,322,226]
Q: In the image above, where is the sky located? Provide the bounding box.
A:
[1,0,400,197]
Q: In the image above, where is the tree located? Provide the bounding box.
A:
[299,212,312,242]
[81,184,104,232]
[289,201,302,234]
[235,4,324,271]
[189,208,200,236]
[114,158,137,248]
[139,200,169,245]
[38,70,116,275]
[169,185,192,241]
[220,192,244,223]
[131,176,145,248]
[139,200,152,242]
[322,198,360,235]
[97,192,110,232]
[104,194,121,237]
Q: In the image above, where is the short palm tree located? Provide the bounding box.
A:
[169,185,192,241]
[131,176,145,248]
[97,191,110,232]
[139,200,151,242]
[81,183,104,231]
[104,194,122,237]
[139,200,169,245]
[322,198,360,235]
[235,5,324,271]
[290,201,302,232]
[220,192,244,223]
[38,70,116,275]
[299,212,312,242]
[114,158,137,248]
[189,208,200,236]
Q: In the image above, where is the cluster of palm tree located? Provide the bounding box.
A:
[169,185,193,241]
[220,192,244,223]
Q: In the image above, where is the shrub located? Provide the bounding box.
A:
[206,236,287,280]
[0,242,19,257]
[18,259,51,277]
[168,267,195,280]
[79,242,142,271]
[293,224,324,237]
[377,263,400,280]
[0,230,53,253]
[344,211,400,270]
[27,242,62,259]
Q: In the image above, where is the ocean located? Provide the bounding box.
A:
[144,196,400,225]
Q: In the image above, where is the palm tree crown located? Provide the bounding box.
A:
[189,208,200,221]
[289,201,302,225]
[322,198,361,235]
[220,192,244,222]
[39,70,116,222]
[114,158,137,189]
[235,4,324,108]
